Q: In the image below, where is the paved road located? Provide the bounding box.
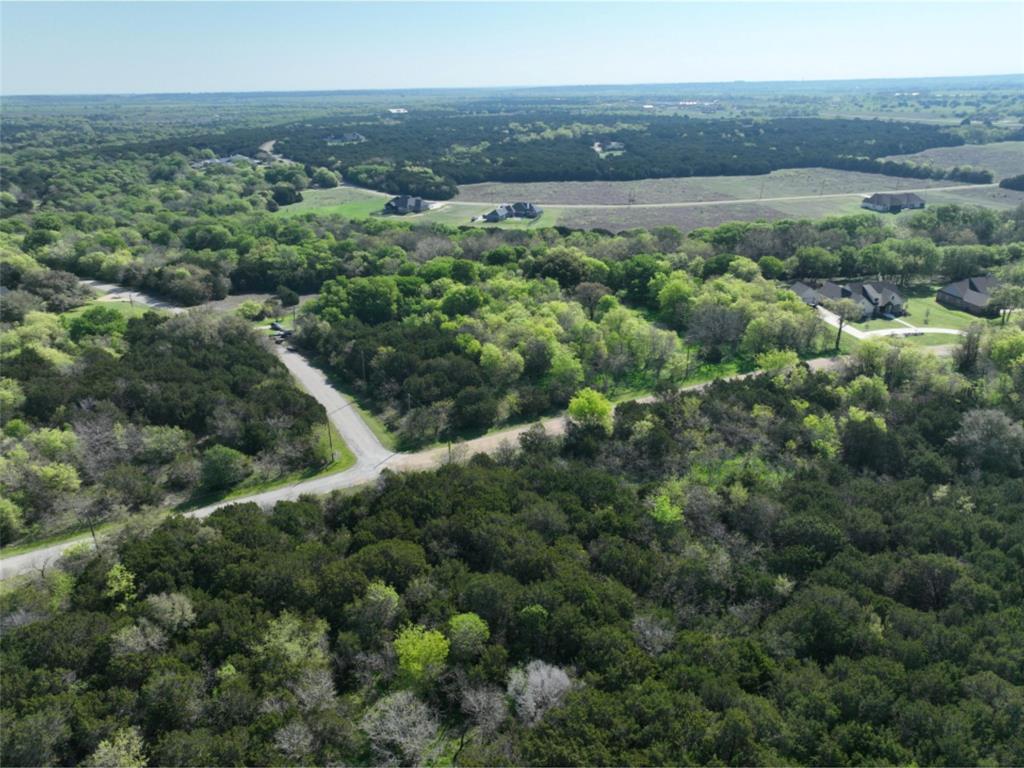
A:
[3,276,961,579]
[0,350,850,579]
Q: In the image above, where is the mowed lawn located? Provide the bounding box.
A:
[63,298,155,320]
[276,186,564,229]
[850,285,993,333]
[277,186,387,219]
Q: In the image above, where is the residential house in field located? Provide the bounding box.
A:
[482,202,543,222]
[861,192,926,213]
[511,201,543,219]
[791,280,907,320]
[482,204,514,222]
[385,195,430,215]
[937,275,1001,316]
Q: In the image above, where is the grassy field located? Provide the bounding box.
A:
[279,186,564,229]
[278,162,1017,234]
[278,186,388,219]
[64,298,154,320]
[457,167,960,206]
[895,185,1024,213]
[883,141,1024,181]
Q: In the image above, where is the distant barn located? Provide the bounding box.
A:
[861,192,925,213]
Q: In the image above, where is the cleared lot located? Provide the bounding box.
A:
[883,141,1024,180]
[278,166,1017,233]
[456,167,963,206]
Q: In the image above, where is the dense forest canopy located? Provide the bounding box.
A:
[3,339,1024,765]
[104,113,983,199]
[2,84,1024,768]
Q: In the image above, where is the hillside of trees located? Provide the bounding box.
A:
[3,94,1024,768]
[0,249,332,543]
[254,114,971,197]
[3,334,1023,765]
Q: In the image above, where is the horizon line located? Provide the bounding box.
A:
[3,72,1022,100]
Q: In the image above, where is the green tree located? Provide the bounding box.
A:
[448,612,490,661]
[348,277,399,324]
[201,445,251,490]
[104,563,137,611]
[81,727,147,768]
[568,388,613,435]
[312,167,339,188]
[649,492,683,525]
[792,246,840,278]
[0,496,25,542]
[394,624,450,684]
[253,611,330,684]
[65,305,128,342]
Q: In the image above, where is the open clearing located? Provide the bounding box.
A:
[456,167,963,206]
[278,185,563,228]
[883,141,1024,180]
[279,165,1018,233]
[893,184,1024,212]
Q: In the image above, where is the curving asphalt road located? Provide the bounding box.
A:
[0,344,849,580]
[1,277,956,579]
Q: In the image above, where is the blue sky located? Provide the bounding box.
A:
[2,2,1022,95]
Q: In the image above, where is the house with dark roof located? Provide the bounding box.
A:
[791,280,907,320]
[482,202,543,223]
[937,275,1000,316]
[511,202,543,219]
[385,195,430,215]
[483,204,514,222]
[861,192,926,213]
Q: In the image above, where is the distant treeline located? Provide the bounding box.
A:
[833,156,994,184]
[1000,174,1024,191]
[101,112,984,199]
